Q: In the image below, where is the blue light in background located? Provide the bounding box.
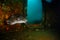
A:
[27,0,43,24]
[46,0,52,3]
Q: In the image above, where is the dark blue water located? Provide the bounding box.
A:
[27,0,52,24]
